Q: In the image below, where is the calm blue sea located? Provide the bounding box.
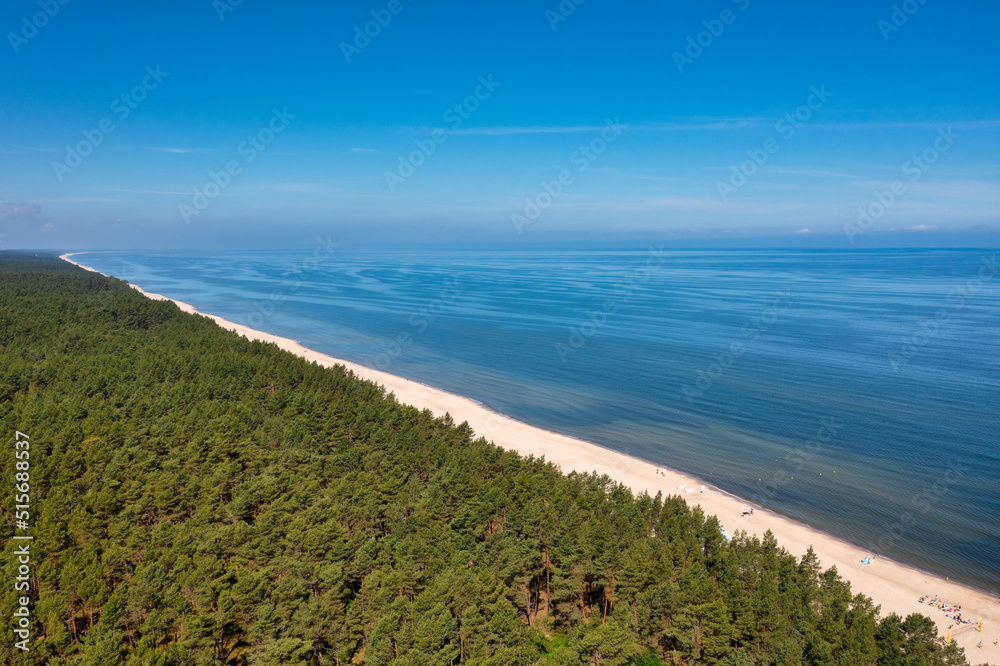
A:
[77,248,1000,595]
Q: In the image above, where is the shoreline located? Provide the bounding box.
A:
[60,252,1000,662]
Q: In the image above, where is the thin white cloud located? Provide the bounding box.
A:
[636,119,757,131]
[635,117,999,133]
[846,180,1000,203]
[440,119,759,136]
[0,201,40,220]
[102,188,235,196]
[769,167,860,179]
[251,185,389,199]
[265,183,329,193]
[398,116,1000,138]
[139,146,214,154]
[634,197,729,211]
[809,119,1000,130]
[37,197,123,203]
[444,125,624,136]
[619,173,683,182]
[0,146,58,154]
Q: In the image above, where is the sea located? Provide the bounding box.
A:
[75,248,1000,595]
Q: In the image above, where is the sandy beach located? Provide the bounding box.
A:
[61,253,1000,663]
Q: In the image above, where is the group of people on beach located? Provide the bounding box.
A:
[918,595,996,651]
[918,596,974,625]
[654,470,705,494]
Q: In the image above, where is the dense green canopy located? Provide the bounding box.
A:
[0,253,976,665]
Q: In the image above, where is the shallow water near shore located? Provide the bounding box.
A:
[76,248,1000,595]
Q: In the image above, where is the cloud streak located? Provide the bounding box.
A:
[437,119,758,136]
[139,146,214,154]
[102,188,236,197]
[0,201,41,220]
[409,117,1000,137]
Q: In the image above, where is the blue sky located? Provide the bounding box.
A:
[1,0,998,249]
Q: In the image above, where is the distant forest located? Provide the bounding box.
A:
[0,253,977,665]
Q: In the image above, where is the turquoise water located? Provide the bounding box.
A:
[76,248,1000,595]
